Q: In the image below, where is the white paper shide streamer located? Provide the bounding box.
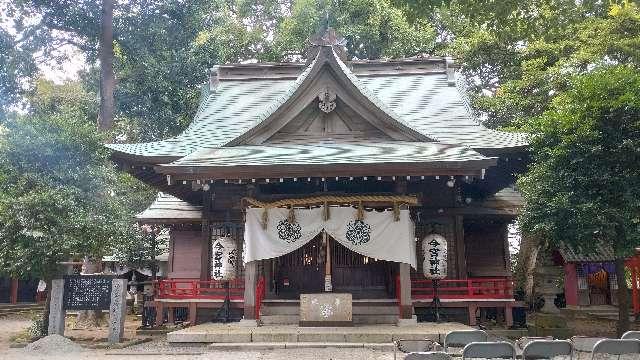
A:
[211,236,238,281]
[422,234,447,279]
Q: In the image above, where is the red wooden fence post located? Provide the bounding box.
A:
[9,278,18,304]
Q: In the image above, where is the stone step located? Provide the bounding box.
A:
[261,304,399,316]
[260,306,300,316]
[208,342,394,350]
[260,314,399,325]
[0,304,43,315]
[353,314,398,325]
[260,314,300,325]
[353,306,398,315]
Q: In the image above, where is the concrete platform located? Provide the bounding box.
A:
[167,322,473,344]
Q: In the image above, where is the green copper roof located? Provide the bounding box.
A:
[106,49,527,161]
[136,192,202,222]
[162,142,494,168]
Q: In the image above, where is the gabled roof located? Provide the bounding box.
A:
[558,244,616,263]
[136,192,202,223]
[106,48,527,163]
[227,46,432,145]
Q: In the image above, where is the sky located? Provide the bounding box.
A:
[1,0,87,84]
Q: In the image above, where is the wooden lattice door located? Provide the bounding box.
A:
[274,235,324,298]
[331,239,392,298]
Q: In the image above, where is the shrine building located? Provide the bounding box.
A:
[107,29,528,327]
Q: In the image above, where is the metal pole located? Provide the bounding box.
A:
[433,279,441,323]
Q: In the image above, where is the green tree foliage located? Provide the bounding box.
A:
[0,79,153,281]
[518,65,640,333]
[440,0,640,129]
[3,0,436,140]
[270,0,435,60]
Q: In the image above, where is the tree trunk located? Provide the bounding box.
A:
[615,257,630,337]
[521,237,540,306]
[97,0,115,131]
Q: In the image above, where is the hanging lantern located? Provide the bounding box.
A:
[422,234,447,279]
[211,236,238,281]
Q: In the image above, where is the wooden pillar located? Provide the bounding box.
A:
[454,216,467,279]
[505,304,513,328]
[200,188,212,281]
[9,278,18,304]
[502,222,511,276]
[189,302,197,325]
[630,259,639,315]
[155,301,164,327]
[324,231,332,291]
[243,261,258,320]
[167,305,175,324]
[564,263,579,307]
[468,304,478,326]
[398,263,412,319]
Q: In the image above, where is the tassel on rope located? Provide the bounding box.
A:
[356,201,364,221]
[261,208,268,229]
[287,205,296,224]
[323,201,330,221]
[393,201,400,222]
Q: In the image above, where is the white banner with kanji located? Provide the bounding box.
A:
[244,206,416,268]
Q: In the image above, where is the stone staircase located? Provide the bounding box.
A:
[259,299,400,325]
[573,305,635,321]
[0,303,43,316]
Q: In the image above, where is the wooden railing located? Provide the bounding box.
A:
[156,279,245,300]
[411,278,514,300]
[255,277,266,320]
[154,277,512,301]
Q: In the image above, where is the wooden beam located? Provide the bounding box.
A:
[158,161,494,180]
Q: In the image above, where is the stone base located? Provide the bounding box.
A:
[528,313,571,339]
[396,316,418,327]
[534,313,566,328]
[238,319,260,327]
[528,325,571,339]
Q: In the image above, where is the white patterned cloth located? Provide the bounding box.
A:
[244,206,416,268]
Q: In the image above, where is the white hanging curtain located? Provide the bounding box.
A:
[244,206,416,268]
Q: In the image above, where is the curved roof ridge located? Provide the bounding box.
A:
[331,49,440,142]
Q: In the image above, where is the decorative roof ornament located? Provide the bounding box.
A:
[318,87,337,113]
[306,27,348,63]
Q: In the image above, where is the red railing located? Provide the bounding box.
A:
[411,277,514,300]
[255,277,266,320]
[156,278,245,300]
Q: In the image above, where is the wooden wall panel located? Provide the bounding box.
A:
[464,220,509,277]
[168,230,203,279]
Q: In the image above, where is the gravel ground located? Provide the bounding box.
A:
[2,316,640,360]
[2,339,394,360]
[0,313,33,351]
